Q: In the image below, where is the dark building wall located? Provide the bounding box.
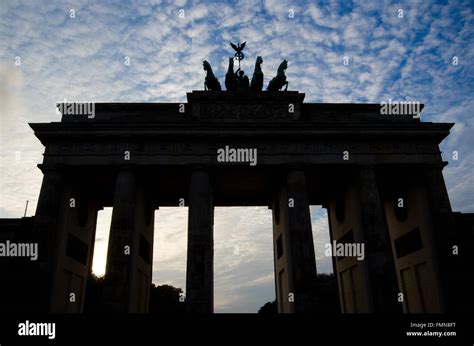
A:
[449,212,474,312]
[0,217,42,312]
[1,211,472,312]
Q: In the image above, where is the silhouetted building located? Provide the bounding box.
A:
[1,91,473,314]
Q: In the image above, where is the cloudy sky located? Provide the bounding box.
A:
[0,0,473,312]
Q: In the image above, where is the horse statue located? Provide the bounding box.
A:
[203,60,222,91]
[267,59,288,91]
[225,57,237,91]
[250,56,263,91]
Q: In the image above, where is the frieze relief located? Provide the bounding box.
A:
[45,141,440,157]
[199,102,291,120]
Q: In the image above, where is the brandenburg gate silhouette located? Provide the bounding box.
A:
[30,91,457,314]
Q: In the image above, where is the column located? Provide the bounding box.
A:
[323,201,340,310]
[326,183,373,313]
[382,170,445,313]
[102,169,154,312]
[33,167,65,312]
[272,169,317,313]
[186,170,214,313]
[423,166,454,311]
[355,167,399,312]
[49,181,99,313]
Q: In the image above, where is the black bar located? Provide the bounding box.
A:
[0,313,472,345]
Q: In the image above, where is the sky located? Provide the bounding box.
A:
[0,0,473,313]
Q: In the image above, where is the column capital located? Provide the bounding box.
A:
[117,164,133,172]
[38,164,63,174]
[354,164,376,172]
[284,163,305,172]
[286,169,307,191]
[190,166,208,174]
[423,162,449,172]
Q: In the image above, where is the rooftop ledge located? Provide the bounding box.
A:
[54,91,425,123]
